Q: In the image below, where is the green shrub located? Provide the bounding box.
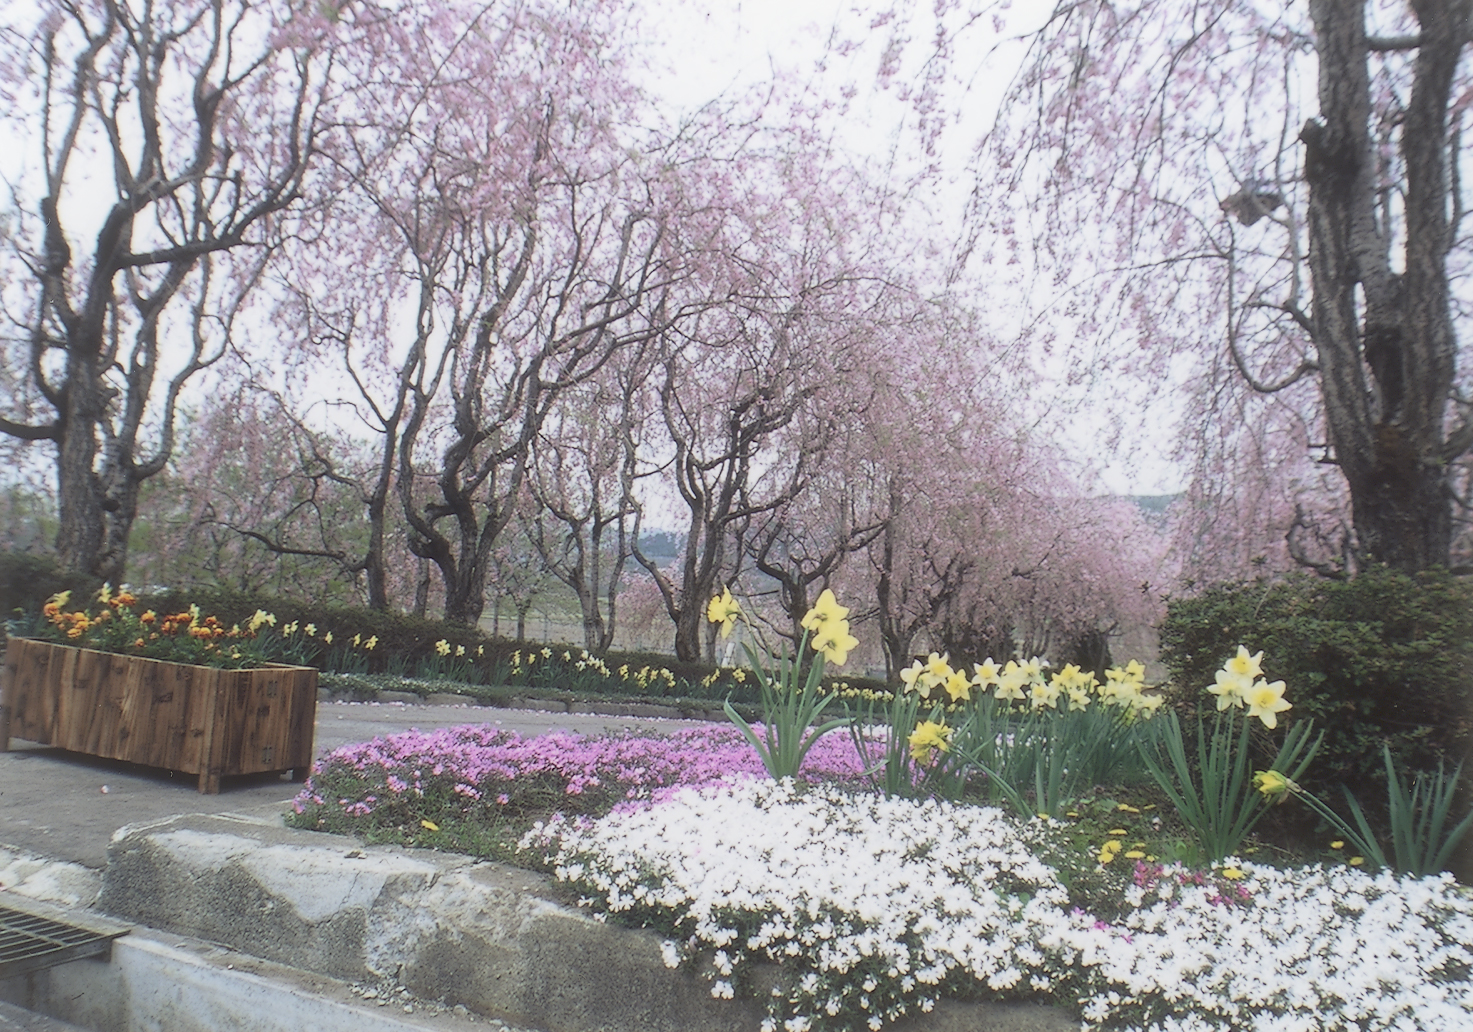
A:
[0,552,100,634]
[1158,567,1473,799]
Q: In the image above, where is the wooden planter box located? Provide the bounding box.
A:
[0,638,316,793]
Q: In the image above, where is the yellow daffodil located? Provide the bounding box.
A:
[800,589,850,632]
[364,635,378,650]
[942,668,972,702]
[811,619,859,666]
[1029,679,1062,710]
[323,631,333,644]
[304,623,316,637]
[706,588,742,639]
[1207,668,1250,710]
[1226,645,1265,680]
[1244,678,1292,728]
[923,652,951,686]
[435,639,451,656]
[1253,769,1297,803]
[907,720,952,764]
[995,662,1028,701]
[971,658,1001,687]
[899,660,926,695]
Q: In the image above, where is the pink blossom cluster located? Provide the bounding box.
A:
[293,723,872,822]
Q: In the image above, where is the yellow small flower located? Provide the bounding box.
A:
[1117,803,1141,813]
[1108,828,1128,836]
[1124,850,1146,859]
[420,819,439,832]
[1221,867,1246,880]
[1349,856,1365,866]
[1330,841,1345,850]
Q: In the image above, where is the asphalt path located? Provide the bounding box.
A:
[0,700,711,869]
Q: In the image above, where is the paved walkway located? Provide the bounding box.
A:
[0,699,710,870]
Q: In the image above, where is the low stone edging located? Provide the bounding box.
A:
[98,814,1077,1032]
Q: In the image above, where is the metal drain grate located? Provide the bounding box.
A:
[0,905,128,980]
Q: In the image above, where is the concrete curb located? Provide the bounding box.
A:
[0,896,502,1032]
[98,814,1078,1032]
[317,689,729,724]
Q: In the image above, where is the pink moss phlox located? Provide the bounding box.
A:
[294,723,872,819]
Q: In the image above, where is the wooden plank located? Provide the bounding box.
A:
[1,640,315,792]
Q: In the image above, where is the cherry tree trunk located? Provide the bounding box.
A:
[1302,0,1466,571]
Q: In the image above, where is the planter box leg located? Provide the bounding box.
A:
[198,769,221,794]
[0,700,10,752]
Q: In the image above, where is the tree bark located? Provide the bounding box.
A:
[1302,0,1467,570]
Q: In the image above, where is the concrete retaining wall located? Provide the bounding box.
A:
[97,815,1076,1032]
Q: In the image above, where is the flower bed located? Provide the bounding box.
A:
[290,721,1473,1032]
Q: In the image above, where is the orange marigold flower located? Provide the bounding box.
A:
[66,626,83,639]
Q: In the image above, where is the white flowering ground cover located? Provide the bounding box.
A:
[521,778,1473,1032]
